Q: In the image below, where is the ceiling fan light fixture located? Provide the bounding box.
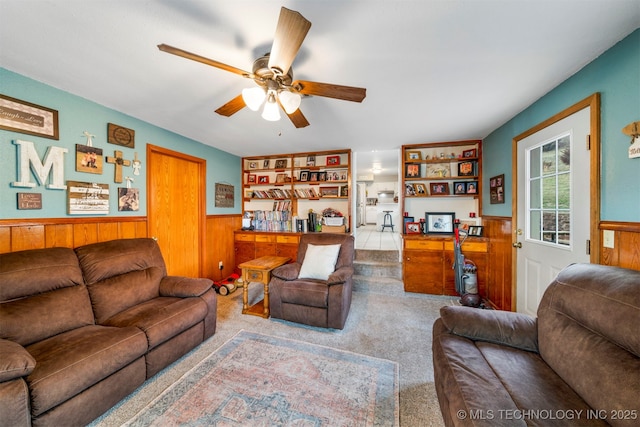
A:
[262,91,281,121]
[279,90,301,114]
[242,87,266,111]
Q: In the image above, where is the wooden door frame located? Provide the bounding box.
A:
[510,93,601,311]
[147,144,207,276]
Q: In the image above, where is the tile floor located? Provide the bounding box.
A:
[354,224,402,250]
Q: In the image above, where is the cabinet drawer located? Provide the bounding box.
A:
[277,235,299,244]
[255,234,276,243]
[444,241,488,252]
[405,240,443,250]
[235,233,255,242]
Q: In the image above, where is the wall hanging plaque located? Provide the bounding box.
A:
[215,183,234,208]
[67,181,109,214]
[107,123,135,148]
[0,94,59,139]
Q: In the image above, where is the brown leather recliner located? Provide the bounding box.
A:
[269,233,355,329]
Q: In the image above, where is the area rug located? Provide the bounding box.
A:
[124,330,399,426]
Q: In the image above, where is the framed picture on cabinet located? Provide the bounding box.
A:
[468,225,484,236]
[247,174,256,183]
[425,212,455,234]
[405,163,421,178]
[406,222,421,234]
[453,181,467,194]
[299,170,309,182]
[274,159,287,169]
[403,216,414,234]
[326,155,340,166]
[429,182,449,195]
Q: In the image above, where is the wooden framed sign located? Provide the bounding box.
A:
[107,123,135,148]
[0,94,59,139]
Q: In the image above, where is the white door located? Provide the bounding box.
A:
[515,107,591,315]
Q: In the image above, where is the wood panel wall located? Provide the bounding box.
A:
[482,217,640,311]
[0,214,243,281]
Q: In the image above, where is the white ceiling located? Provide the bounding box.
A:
[1,1,638,177]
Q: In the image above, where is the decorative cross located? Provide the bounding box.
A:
[105,150,131,183]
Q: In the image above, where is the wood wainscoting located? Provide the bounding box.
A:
[482,217,640,312]
[0,214,243,282]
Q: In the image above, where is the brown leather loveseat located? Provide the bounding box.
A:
[433,263,639,427]
[0,238,217,427]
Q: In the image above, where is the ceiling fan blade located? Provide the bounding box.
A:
[158,44,251,77]
[294,80,366,103]
[215,94,246,116]
[268,7,312,76]
[286,108,310,128]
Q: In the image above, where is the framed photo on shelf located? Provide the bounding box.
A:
[340,185,348,197]
[244,189,254,198]
[406,222,421,234]
[309,171,319,182]
[462,148,477,158]
[257,175,269,184]
[248,161,259,170]
[405,151,422,161]
[466,181,478,194]
[413,183,428,196]
[425,212,455,234]
[247,174,256,183]
[453,181,467,194]
[326,155,340,166]
[468,225,484,236]
[306,155,316,166]
[405,163,421,178]
[275,173,287,183]
[274,159,287,169]
[263,159,270,168]
[458,161,476,177]
[426,164,450,178]
[403,216,415,234]
[429,182,449,195]
[405,183,416,196]
[299,170,309,182]
[319,186,339,197]
[318,171,327,181]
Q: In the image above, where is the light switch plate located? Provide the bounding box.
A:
[603,230,615,248]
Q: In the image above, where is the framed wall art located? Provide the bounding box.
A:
[490,173,505,204]
[0,94,59,139]
[117,188,140,211]
[67,181,109,215]
[107,123,135,148]
[425,212,455,234]
[75,144,104,174]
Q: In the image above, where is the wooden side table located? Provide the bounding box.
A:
[238,255,290,318]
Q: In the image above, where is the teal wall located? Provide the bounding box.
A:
[0,68,241,219]
[482,29,640,221]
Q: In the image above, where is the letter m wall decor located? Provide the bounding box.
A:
[12,139,67,189]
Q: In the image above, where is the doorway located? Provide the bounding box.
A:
[147,144,206,276]
[512,94,601,315]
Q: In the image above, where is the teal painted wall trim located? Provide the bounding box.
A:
[0,68,241,219]
[482,28,640,221]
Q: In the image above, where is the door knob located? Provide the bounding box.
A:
[513,242,522,248]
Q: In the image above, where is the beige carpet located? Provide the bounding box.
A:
[91,284,454,426]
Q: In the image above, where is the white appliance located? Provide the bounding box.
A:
[356,183,367,227]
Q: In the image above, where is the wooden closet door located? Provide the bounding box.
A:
[147,145,206,277]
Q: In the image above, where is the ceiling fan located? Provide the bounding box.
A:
[158,7,366,128]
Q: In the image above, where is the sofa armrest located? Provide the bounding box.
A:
[271,263,301,281]
[0,339,36,383]
[439,305,539,352]
[159,276,213,297]
[327,266,354,286]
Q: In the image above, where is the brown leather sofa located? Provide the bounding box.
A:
[433,263,640,427]
[269,233,354,329]
[0,238,217,427]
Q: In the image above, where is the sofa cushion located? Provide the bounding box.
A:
[26,324,147,417]
[298,244,341,280]
[279,280,329,308]
[75,238,167,284]
[1,285,95,347]
[102,297,208,350]
[0,339,36,382]
[87,267,163,324]
[537,264,640,426]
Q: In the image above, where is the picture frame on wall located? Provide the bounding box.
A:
[490,173,505,204]
[75,144,104,174]
[425,212,455,234]
[0,94,59,140]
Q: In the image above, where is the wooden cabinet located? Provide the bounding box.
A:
[234,231,301,268]
[242,149,351,233]
[403,235,488,296]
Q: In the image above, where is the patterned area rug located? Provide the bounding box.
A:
[124,330,399,426]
